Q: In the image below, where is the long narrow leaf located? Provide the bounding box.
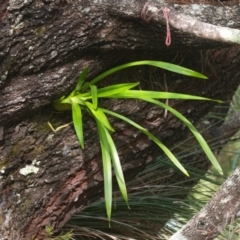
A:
[104,128,129,207]
[69,68,89,97]
[88,60,207,87]
[96,120,113,223]
[80,83,139,99]
[103,90,221,103]
[139,98,223,175]
[101,108,189,176]
[72,103,84,148]
[75,67,89,92]
[90,84,98,110]
[85,101,114,132]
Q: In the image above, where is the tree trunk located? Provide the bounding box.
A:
[169,164,240,240]
[1,0,240,239]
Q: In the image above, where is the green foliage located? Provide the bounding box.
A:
[52,60,222,223]
[62,156,225,240]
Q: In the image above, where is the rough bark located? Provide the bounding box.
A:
[169,163,240,240]
[1,0,240,125]
[1,0,240,239]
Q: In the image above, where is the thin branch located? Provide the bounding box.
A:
[141,2,240,45]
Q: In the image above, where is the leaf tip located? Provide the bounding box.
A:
[218,168,223,175]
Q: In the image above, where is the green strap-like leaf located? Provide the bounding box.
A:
[139,98,223,175]
[80,83,139,99]
[72,103,84,149]
[96,120,112,223]
[101,108,189,176]
[105,90,221,103]
[85,101,114,132]
[75,67,89,92]
[68,67,89,98]
[104,128,129,207]
[88,60,207,87]
[90,84,98,110]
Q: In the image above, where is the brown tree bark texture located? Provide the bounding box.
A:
[1,0,240,239]
[170,164,240,240]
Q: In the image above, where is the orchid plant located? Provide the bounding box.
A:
[51,60,222,223]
